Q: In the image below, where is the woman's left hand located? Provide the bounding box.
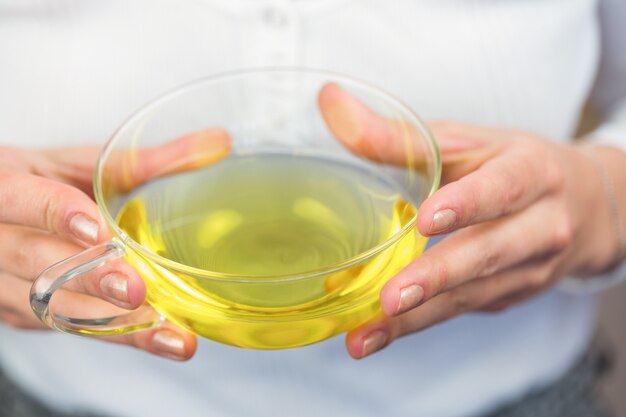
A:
[318,85,626,359]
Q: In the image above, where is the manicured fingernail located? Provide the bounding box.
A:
[396,284,424,315]
[100,273,129,305]
[362,330,388,358]
[152,330,187,360]
[430,209,456,234]
[69,213,99,244]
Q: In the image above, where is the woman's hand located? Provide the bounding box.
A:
[318,83,626,359]
[0,130,228,361]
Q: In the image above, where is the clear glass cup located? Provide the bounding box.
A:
[30,68,440,349]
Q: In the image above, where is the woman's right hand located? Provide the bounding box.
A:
[0,130,228,360]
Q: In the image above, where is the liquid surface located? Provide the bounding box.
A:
[115,152,425,348]
[118,153,412,276]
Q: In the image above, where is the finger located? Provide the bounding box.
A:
[0,271,126,329]
[1,129,231,246]
[0,224,145,309]
[347,256,558,359]
[0,308,49,329]
[0,272,196,360]
[478,255,565,312]
[103,128,231,193]
[10,128,229,241]
[318,82,412,166]
[427,121,507,147]
[0,147,45,174]
[24,147,100,196]
[108,321,198,361]
[380,196,573,316]
[428,121,506,184]
[0,171,106,245]
[317,83,496,178]
[54,291,197,361]
[416,141,563,236]
[33,128,231,195]
[0,272,49,329]
[478,288,539,313]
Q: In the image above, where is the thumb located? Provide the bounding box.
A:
[42,128,231,195]
[318,82,410,166]
[317,83,500,184]
[35,146,101,195]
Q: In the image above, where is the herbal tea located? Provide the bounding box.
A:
[116,152,426,348]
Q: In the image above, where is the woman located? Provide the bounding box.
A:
[0,1,624,416]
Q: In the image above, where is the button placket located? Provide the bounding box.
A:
[262,2,299,67]
[237,2,301,145]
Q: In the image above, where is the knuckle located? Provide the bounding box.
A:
[549,217,574,253]
[38,181,76,234]
[501,175,524,212]
[526,269,550,290]
[477,247,502,277]
[427,259,450,297]
[541,164,565,193]
[467,183,483,222]
[129,329,152,351]
[3,226,39,278]
[456,177,481,223]
[42,193,59,232]
[15,237,35,277]
[524,142,564,193]
[397,313,418,336]
[496,156,530,211]
[448,290,471,316]
[479,299,511,313]
[544,160,565,193]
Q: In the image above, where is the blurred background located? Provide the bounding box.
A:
[578,103,626,417]
[598,284,626,415]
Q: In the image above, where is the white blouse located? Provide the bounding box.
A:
[0,1,624,416]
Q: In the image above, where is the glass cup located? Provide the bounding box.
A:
[30,68,440,349]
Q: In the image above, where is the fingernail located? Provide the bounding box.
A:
[396,284,424,315]
[69,213,99,244]
[430,209,456,234]
[100,273,129,305]
[362,330,388,358]
[152,330,187,360]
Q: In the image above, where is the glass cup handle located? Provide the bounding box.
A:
[30,240,164,336]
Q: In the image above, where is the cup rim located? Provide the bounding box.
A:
[94,67,441,282]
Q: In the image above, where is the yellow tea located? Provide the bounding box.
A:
[116,152,426,348]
